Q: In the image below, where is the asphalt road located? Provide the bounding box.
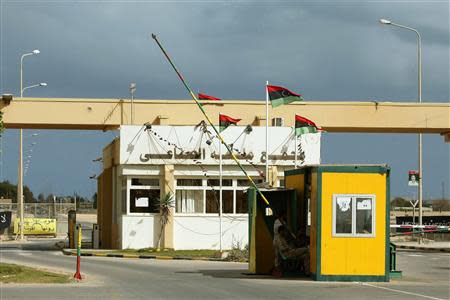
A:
[0,248,448,300]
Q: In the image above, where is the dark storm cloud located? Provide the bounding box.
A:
[2,2,448,100]
[0,1,448,198]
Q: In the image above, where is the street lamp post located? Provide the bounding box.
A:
[130,83,136,125]
[22,83,47,94]
[379,19,423,226]
[18,49,43,240]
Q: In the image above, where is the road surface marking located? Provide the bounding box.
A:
[407,254,423,257]
[361,283,445,300]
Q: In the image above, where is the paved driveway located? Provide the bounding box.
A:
[0,249,448,300]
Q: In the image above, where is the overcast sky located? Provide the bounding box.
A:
[0,1,448,199]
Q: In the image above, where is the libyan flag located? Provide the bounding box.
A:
[267,85,303,108]
[219,114,241,132]
[198,93,221,101]
[295,115,320,136]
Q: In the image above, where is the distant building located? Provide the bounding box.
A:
[97,125,321,249]
[0,198,12,204]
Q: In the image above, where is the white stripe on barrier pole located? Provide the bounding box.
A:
[390,225,449,229]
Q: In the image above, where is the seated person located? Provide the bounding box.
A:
[273,211,287,269]
[274,225,310,275]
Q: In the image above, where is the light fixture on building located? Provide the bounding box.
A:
[245,125,253,134]
[1,94,13,104]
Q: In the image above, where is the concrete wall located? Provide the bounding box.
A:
[173,215,248,250]
[120,214,248,250]
[121,215,160,249]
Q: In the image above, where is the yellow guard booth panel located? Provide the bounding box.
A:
[285,164,390,282]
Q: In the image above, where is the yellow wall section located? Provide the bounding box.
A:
[285,174,304,194]
[285,174,306,230]
[320,172,386,276]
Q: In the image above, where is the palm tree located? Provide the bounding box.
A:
[156,192,175,250]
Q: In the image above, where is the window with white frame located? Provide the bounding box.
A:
[332,194,375,237]
[206,179,233,214]
[129,177,161,214]
[176,179,204,213]
[175,178,262,214]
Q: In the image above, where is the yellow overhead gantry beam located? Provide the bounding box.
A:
[1,97,449,140]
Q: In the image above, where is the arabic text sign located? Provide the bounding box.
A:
[13,218,56,235]
[120,125,321,166]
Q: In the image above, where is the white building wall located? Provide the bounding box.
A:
[173,215,248,250]
[121,215,159,249]
[115,125,321,250]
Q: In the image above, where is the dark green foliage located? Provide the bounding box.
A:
[155,192,175,249]
[0,180,35,203]
[390,197,410,208]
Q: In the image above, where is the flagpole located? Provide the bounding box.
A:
[219,115,223,253]
[151,33,273,209]
[265,81,269,184]
[294,131,297,168]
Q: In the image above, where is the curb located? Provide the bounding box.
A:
[61,249,226,262]
[394,245,450,253]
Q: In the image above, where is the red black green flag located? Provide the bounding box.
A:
[219,114,241,132]
[295,115,320,136]
[198,93,221,101]
[267,85,303,108]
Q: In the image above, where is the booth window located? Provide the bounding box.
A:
[356,197,373,234]
[332,194,375,237]
[129,177,160,214]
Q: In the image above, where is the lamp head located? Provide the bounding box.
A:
[2,94,13,104]
[245,125,253,134]
[39,82,47,87]
[379,19,392,25]
[32,49,40,54]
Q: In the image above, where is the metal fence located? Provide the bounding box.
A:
[0,203,76,220]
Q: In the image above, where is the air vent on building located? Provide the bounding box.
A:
[272,117,284,127]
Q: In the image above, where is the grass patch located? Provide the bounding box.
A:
[0,263,71,284]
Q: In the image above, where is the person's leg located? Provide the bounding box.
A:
[302,252,310,276]
[288,247,308,258]
[273,244,279,268]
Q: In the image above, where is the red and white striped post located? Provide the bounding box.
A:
[73,224,82,280]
